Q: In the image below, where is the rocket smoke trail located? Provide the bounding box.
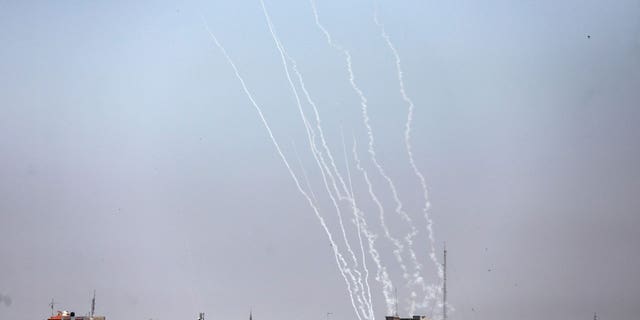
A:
[257,1,373,317]
[373,3,443,311]
[201,17,367,320]
[311,0,427,307]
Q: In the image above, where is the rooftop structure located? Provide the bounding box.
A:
[386,315,430,320]
[47,310,105,320]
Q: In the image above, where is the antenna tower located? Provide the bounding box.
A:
[394,287,399,316]
[443,244,447,320]
[91,290,96,318]
[49,298,56,316]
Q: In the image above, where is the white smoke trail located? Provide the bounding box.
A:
[201,18,366,320]
[257,2,373,317]
[372,3,443,311]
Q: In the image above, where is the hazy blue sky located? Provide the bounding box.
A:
[1,1,639,320]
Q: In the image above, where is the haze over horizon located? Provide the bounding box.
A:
[1,1,639,320]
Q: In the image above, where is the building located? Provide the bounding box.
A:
[386,315,429,320]
[47,311,105,320]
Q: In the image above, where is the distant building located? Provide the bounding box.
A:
[48,310,105,320]
[386,315,429,320]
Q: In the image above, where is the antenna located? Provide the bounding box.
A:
[49,298,56,316]
[394,287,399,316]
[91,290,96,318]
[443,243,447,320]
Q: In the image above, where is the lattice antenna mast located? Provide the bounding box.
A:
[49,298,56,316]
[394,287,399,316]
[443,243,447,320]
[91,290,96,318]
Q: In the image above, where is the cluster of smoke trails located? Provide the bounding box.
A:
[309,1,409,292]
[288,37,386,320]
[342,130,375,320]
[257,2,374,319]
[372,4,444,312]
[264,3,414,317]
[312,0,427,308]
[351,136,396,315]
[201,18,365,320]
[291,61,351,201]
[259,2,402,318]
[288,60,377,317]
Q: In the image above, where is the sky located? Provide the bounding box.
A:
[1,1,639,320]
